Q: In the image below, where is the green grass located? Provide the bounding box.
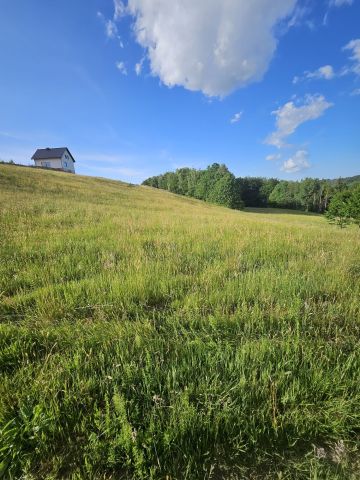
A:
[0,164,359,479]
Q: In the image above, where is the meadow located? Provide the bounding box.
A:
[0,164,359,479]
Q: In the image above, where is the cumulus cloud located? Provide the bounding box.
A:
[116,61,127,75]
[293,65,335,83]
[125,0,297,97]
[300,40,360,81]
[230,112,243,124]
[329,0,353,6]
[343,39,360,76]
[266,94,333,148]
[281,150,310,173]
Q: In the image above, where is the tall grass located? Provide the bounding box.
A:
[0,164,359,479]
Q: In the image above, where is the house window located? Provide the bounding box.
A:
[64,161,68,167]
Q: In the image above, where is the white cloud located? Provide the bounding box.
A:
[135,63,142,76]
[293,65,335,83]
[116,61,127,75]
[330,0,353,6]
[230,112,243,124]
[281,150,310,173]
[266,94,333,148]
[125,0,297,97]
[97,10,123,45]
[266,153,282,161]
[310,65,335,80]
[135,58,145,76]
[97,12,116,38]
[287,5,310,28]
[343,39,360,76]
[351,88,360,96]
[114,0,126,20]
[106,19,118,39]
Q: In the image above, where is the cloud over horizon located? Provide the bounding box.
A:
[281,149,311,173]
[266,94,333,148]
[125,0,297,97]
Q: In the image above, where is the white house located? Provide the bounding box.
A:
[31,147,76,173]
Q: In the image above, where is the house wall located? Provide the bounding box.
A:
[34,158,63,169]
[61,151,75,173]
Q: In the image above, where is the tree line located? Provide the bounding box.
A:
[143,164,360,216]
[143,164,244,209]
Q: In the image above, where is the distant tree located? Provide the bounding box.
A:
[269,181,297,209]
[188,169,201,197]
[208,173,243,209]
[143,176,159,188]
[176,168,192,196]
[237,177,265,207]
[319,180,334,212]
[0,159,15,165]
[300,178,321,212]
[326,190,352,228]
[202,164,240,208]
[166,172,179,193]
[157,174,168,190]
[349,184,360,228]
[259,178,279,206]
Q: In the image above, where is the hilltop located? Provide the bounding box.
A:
[0,165,359,479]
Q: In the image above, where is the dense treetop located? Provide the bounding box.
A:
[143,163,244,210]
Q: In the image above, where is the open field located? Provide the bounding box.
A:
[0,164,359,479]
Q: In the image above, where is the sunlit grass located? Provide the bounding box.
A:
[0,164,359,479]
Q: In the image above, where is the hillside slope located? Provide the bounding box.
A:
[0,165,359,479]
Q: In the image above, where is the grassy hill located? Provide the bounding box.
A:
[0,164,359,479]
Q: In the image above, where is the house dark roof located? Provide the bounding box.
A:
[31,147,75,163]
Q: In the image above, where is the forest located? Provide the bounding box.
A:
[143,164,360,218]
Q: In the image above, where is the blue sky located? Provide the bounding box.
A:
[0,0,359,183]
